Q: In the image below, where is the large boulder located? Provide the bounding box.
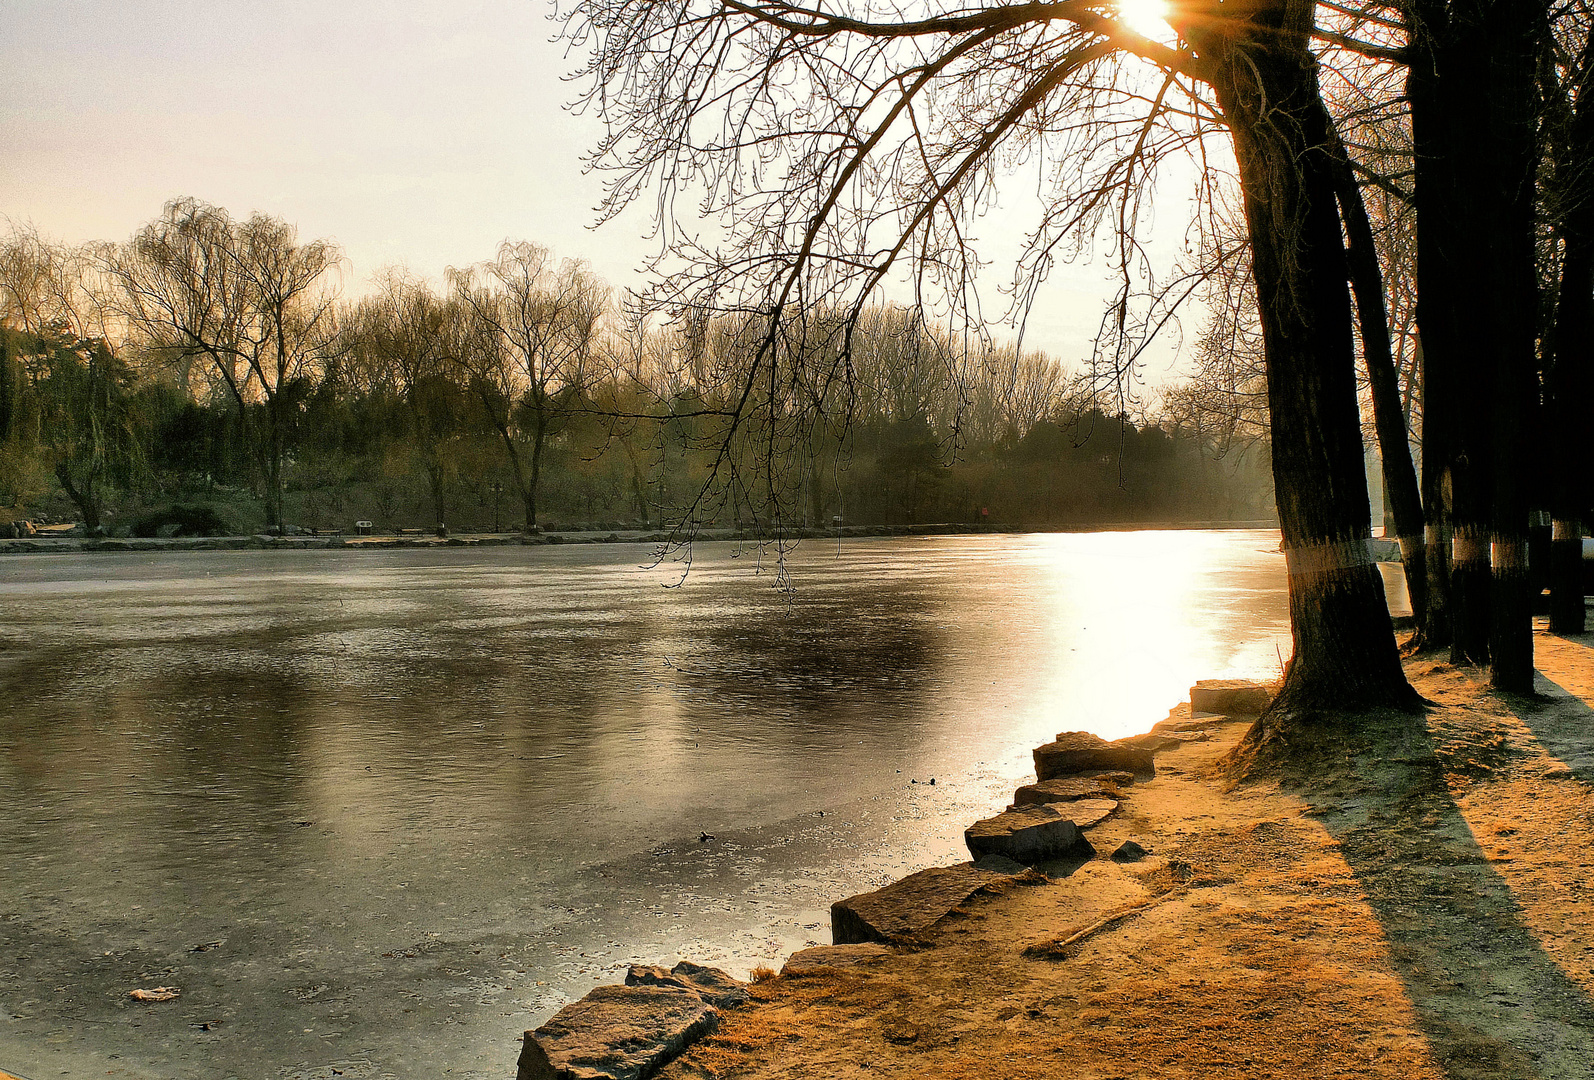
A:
[831,857,1030,945]
[1033,732,1155,781]
[965,803,1088,863]
[1189,679,1274,716]
[517,984,718,1080]
[624,960,748,1009]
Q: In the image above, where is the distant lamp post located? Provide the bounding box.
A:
[492,482,503,534]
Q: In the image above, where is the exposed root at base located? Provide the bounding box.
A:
[1216,695,1429,784]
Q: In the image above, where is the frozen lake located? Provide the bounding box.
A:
[0,530,1300,1078]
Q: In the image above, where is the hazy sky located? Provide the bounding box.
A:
[1,0,1198,384]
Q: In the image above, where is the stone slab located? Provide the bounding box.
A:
[1059,797,1119,830]
[624,960,748,1009]
[1034,732,1155,781]
[781,943,895,975]
[1004,798,1117,829]
[1117,729,1211,751]
[1154,702,1233,731]
[831,860,1027,945]
[1189,679,1274,716]
[965,803,1086,863]
[1012,777,1112,806]
[517,984,718,1080]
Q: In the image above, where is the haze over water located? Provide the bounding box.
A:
[1,530,1296,1078]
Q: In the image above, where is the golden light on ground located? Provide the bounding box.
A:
[1116,0,1175,41]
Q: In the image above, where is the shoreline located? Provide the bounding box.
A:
[524,630,1594,1080]
[0,519,1284,557]
[648,634,1594,1080]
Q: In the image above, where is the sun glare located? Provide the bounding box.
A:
[1116,0,1175,42]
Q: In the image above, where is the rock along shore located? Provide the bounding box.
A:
[513,678,1268,1080]
[630,641,1594,1080]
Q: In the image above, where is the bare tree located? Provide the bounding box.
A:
[102,198,342,533]
[451,242,610,529]
[565,0,1416,730]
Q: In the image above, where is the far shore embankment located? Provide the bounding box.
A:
[0,519,1282,557]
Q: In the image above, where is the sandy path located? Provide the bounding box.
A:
[661,628,1594,1080]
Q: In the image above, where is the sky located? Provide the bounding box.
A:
[0,0,1202,388]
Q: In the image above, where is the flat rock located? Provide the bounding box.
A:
[1059,797,1119,829]
[831,860,1028,945]
[781,943,894,975]
[1189,679,1274,716]
[518,984,718,1080]
[1154,702,1231,731]
[965,803,1087,863]
[1089,770,1135,788]
[1034,732,1155,781]
[1116,729,1212,751]
[1005,798,1118,829]
[1013,777,1112,806]
[624,960,748,1009]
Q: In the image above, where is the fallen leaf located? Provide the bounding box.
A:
[130,986,180,1002]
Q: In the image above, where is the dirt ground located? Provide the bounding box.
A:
[661,624,1594,1080]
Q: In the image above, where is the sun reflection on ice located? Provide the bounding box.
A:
[1023,530,1291,741]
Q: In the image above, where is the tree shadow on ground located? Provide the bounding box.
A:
[1517,633,1594,777]
[1289,656,1594,1080]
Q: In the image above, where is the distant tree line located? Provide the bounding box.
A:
[0,200,1271,537]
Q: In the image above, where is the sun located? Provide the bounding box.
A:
[1116,0,1175,41]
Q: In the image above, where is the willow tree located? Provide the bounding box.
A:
[565,0,1417,725]
[103,199,343,534]
[0,224,147,530]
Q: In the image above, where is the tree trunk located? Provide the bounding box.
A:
[266,410,286,535]
[54,460,101,531]
[0,337,16,445]
[618,438,652,526]
[426,452,447,530]
[528,408,547,531]
[1417,339,1455,650]
[1546,20,1594,636]
[1484,0,1543,692]
[1410,0,1496,667]
[1190,0,1416,727]
[1550,520,1586,632]
[475,381,536,532]
[1330,132,1429,635]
